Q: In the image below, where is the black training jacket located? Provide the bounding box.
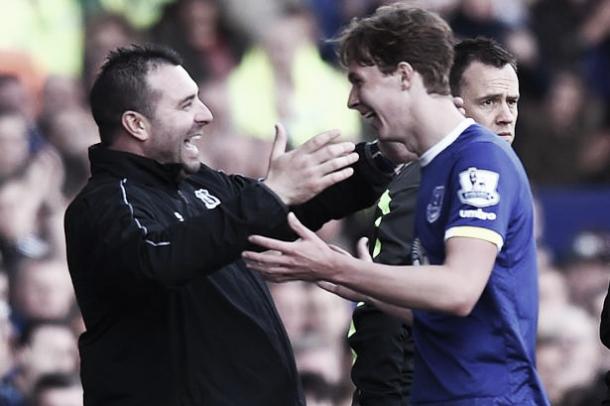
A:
[350,161,420,406]
[64,143,392,406]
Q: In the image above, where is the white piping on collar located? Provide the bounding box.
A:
[419,118,475,167]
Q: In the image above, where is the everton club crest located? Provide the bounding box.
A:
[426,186,445,223]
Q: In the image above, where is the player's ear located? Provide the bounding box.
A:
[397,61,414,90]
[122,111,150,141]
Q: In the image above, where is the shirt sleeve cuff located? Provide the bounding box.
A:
[444,226,504,251]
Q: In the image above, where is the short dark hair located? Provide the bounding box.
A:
[89,44,182,145]
[450,37,517,96]
[337,5,454,95]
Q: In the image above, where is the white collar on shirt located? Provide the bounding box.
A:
[419,118,475,167]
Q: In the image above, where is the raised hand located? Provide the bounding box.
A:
[262,124,359,206]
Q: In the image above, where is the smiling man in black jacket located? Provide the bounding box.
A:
[64,45,394,406]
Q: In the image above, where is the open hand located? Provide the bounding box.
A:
[262,124,359,205]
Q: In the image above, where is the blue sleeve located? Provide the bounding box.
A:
[444,141,518,250]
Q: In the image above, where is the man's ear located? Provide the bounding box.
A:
[397,61,414,90]
[121,111,149,141]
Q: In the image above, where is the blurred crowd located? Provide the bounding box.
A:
[0,0,608,405]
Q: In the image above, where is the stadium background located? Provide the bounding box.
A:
[0,0,608,405]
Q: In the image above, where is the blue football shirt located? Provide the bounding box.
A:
[411,119,549,405]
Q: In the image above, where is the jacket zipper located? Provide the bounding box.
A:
[177,190,189,205]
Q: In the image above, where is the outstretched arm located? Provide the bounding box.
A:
[66,124,362,287]
[243,212,497,316]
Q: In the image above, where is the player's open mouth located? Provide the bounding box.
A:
[184,135,201,153]
[363,111,378,126]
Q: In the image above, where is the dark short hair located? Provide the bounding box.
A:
[450,37,518,96]
[337,4,454,95]
[89,44,182,145]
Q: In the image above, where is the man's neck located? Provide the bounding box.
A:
[108,136,145,157]
[409,95,466,156]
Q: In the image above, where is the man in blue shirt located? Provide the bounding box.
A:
[348,37,523,406]
[243,5,549,405]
